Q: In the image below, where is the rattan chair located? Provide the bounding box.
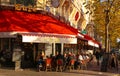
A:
[45,58,52,71]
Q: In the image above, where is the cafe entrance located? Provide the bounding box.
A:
[21,43,34,68]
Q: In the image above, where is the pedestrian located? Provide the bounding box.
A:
[109,53,119,71]
[95,50,101,66]
[88,53,94,63]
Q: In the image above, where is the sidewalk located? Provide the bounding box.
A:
[0,57,119,76]
[0,67,119,76]
[87,56,120,74]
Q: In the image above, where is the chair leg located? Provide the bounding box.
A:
[56,66,58,72]
[50,66,52,71]
[69,66,71,71]
[85,64,87,70]
[60,66,62,72]
[81,64,87,70]
[78,65,81,70]
[69,65,74,71]
[46,67,47,71]
[46,66,52,72]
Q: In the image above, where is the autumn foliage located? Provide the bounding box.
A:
[93,0,120,47]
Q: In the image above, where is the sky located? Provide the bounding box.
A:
[100,0,108,2]
[100,0,113,2]
[117,38,120,42]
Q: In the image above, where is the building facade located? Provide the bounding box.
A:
[0,0,100,69]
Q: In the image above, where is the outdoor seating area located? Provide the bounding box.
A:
[37,52,92,72]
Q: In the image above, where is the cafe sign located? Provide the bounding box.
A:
[15,4,37,12]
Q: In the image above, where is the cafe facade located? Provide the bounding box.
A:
[0,2,100,68]
[0,9,85,68]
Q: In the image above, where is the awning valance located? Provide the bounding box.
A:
[84,34,100,48]
[20,32,77,43]
[77,33,100,48]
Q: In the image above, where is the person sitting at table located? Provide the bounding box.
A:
[36,52,44,71]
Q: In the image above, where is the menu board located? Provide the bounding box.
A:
[45,43,52,57]
[12,49,22,62]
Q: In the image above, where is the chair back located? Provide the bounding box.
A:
[46,58,51,66]
[70,59,75,65]
[57,59,63,66]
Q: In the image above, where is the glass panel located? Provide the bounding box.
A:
[1,38,9,50]
[1,0,35,6]
[10,0,15,4]
[16,0,35,6]
[1,0,10,5]
[16,0,24,4]
[0,39,1,51]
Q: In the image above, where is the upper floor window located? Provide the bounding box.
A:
[16,0,36,6]
[0,0,36,6]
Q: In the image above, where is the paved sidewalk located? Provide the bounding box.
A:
[0,68,119,76]
[87,56,120,74]
[0,56,119,76]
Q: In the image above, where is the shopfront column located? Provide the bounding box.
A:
[61,43,64,54]
[53,43,56,56]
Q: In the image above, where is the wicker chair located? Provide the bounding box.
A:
[80,60,87,70]
[56,59,63,72]
[67,59,75,71]
[45,58,52,71]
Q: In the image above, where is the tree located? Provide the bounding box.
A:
[92,0,120,72]
[93,0,120,48]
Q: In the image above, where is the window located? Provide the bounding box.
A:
[0,0,36,6]
[1,0,15,5]
[16,0,35,6]
[0,38,9,50]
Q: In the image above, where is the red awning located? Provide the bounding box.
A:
[0,10,79,43]
[79,34,100,48]
[0,10,78,36]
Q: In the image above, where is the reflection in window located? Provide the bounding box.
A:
[16,0,36,6]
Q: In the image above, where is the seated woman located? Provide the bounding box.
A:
[36,53,44,71]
